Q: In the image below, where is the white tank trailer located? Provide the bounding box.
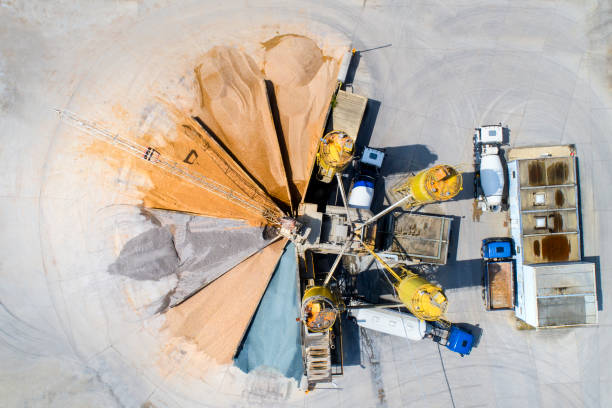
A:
[349,306,474,356]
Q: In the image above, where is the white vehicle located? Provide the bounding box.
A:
[349,306,426,340]
[348,306,474,356]
[474,125,505,212]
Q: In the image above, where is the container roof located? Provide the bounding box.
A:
[524,262,598,327]
[508,154,580,264]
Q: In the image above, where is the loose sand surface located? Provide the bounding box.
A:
[194,46,292,208]
[88,111,277,226]
[263,34,343,205]
[86,35,344,220]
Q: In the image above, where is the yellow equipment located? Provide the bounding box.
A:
[316,130,354,183]
[301,286,339,332]
[394,164,462,204]
[363,242,448,321]
[358,164,463,229]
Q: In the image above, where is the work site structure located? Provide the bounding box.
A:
[316,130,355,183]
[388,164,463,210]
[302,155,464,389]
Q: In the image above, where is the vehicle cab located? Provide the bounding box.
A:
[481,238,513,260]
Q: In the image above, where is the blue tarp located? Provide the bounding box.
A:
[234,242,303,382]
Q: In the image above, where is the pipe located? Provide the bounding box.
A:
[358,235,403,282]
[358,192,414,228]
[336,173,353,225]
[346,303,404,310]
[323,238,353,286]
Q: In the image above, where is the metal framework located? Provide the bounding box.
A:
[56,110,283,225]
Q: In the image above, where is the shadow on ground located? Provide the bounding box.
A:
[380,145,438,176]
[584,256,603,311]
[455,171,476,201]
[355,99,381,149]
[340,315,362,366]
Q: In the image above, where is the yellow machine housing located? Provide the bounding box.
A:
[395,165,462,204]
[301,286,339,332]
[364,245,448,321]
[316,130,354,183]
[393,265,448,321]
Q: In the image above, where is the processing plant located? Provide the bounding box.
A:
[2,2,609,406]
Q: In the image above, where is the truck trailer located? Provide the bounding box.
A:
[482,238,515,310]
[349,306,474,356]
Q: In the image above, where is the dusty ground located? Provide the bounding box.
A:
[1,1,612,407]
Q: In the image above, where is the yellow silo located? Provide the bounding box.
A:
[301,286,339,332]
[364,245,448,322]
[316,130,354,183]
[395,164,463,204]
[394,266,448,321]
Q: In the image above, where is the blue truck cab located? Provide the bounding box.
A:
[481,238,513,260]
[429,322,475,357]
[445,326,474,356]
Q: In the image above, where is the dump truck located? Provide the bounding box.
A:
[474,124,505,212]
[349,306,474,356]
[482,238,515,310]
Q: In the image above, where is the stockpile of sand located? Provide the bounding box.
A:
[90,35,342,221]
[263,34,343,205]
[141,115,280,226]
[163,239,287,364]
[88,111,276,226]
[85,34,344,369]
[194,47,292,208]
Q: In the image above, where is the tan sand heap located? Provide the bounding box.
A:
[194,47,292,209]
[86,110,275,226]
[163,239,287,364]
[86,34,343,224]
[263,34,343,206]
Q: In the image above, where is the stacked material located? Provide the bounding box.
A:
[164,239,287,365]
[83,35,345,375]
[263,35,343,206]
[194,47,292,207]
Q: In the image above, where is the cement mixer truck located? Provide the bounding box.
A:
[474,124,505,212]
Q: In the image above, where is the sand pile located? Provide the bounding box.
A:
[84,34,344,366]
[88,111,277,226]
[263,34,343,205]
[89,34,343,222]
[163,239,287,364]
[194,47,292,208]
[141,116,279,226]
